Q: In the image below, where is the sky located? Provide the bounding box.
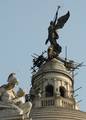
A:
[0,0,86,111]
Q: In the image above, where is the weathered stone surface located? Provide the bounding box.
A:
[31,106,86,120]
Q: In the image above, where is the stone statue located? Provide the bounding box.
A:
[0,73,18,102]
[45,6,70,57]
[0,73,32,120]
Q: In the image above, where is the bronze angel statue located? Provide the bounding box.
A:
[45,6,70,55]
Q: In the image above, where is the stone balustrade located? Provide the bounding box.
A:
[41,97,54,107]
[34,96,75,110]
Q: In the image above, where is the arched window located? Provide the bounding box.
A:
[60,86,66,98]
[45,85,54,97]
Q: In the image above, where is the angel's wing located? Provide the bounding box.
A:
[55,11,70,29]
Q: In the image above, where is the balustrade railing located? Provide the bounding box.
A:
[41,97,54,107]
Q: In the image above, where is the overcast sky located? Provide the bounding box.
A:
[0,0,86,111]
